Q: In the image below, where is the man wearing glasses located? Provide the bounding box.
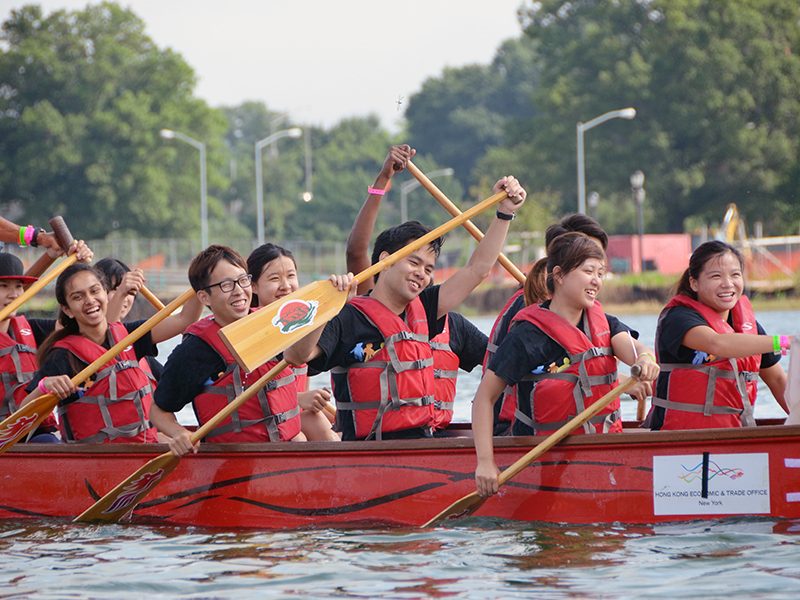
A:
[150,245,304,456]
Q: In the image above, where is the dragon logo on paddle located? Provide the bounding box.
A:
[0,414,38,452]
[103,469,165,515]
[271,299,319,335]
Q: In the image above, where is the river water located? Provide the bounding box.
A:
[2,310,800,599]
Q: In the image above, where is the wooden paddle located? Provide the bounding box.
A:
[0,254,80,323]
[139,285,165,310]
[423,366,640,527]
[406,161,526,284]
[22,216,75,285]
[220,189,509,373]
[0,288,196,455]
[74,359,291,523]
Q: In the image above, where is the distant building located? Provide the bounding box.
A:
[607,234,692,275]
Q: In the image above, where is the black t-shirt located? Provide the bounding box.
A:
[27,318,57,346]
[153,333,227,414]
[650,305,779,429]
[488,301,635,436]
[442,311,488,373]
[27,321,158,403]
[309,286,442,440]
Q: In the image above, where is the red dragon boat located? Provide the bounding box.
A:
[2,420,799,529]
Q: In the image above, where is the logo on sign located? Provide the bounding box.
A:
[271,299,319,335]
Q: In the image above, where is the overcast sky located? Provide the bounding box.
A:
[1,0,529,132]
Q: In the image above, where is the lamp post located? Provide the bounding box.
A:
[587,191,599,222]
[399,168,454,223]
[576,107,636,214]
[302,128,313,203]
[255,127,302,245]
[630,170,646,273]
[160,129,208,249]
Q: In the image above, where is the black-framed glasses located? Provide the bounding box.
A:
[203,274,252,293]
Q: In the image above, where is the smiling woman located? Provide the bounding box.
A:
[649,240,795,431]
[472,231,660,499]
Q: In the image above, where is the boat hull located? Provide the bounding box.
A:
[3,423,800,528]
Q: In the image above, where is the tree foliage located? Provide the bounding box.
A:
[0,3,234,239]
[507,0,800,234]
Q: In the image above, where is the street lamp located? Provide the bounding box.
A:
[400,168,454,223]
[160,129,208,249]
[255,127,302,245]
[587,191,599,222]
[576,107,636,214]
[630,170,646,273]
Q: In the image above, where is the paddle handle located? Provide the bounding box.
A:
[406,161,526,284]
[636,397,646,421]
[21,216,76,284]
[497,366,640,486]
[139,285,165,310]
[50,216,75,252]
[355,189,509,284]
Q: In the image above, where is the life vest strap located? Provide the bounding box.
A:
[434,399,454,411]
[434,368,458,379]
[652,395,756,427]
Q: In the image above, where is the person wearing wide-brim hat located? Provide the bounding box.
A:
[0,241,95,442]
[0,252,62,441]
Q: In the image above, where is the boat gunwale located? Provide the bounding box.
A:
[7,421,800,455]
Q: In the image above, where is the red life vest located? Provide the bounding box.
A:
[0,315,39,421]
[482,289,524,427]
[186,317,300,442]
[512,301,620,435]
[333,296,435,440]
[654,294,761,430]
[55,322,157,443]
[430,313,459,430]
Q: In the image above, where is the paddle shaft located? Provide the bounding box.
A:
[406,161,526,284]
[220,188,509,372]
[74,359,291,522]
[356,189,508,283]
[498,369,639,485]
[423,366,640,527]
[139,285,165,310]
[0,288,195,455]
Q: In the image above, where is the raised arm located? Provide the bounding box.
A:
[150,294,204,343]
[437,177,526,318]
[347,145,415,295]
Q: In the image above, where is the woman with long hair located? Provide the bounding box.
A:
[21,263,201,443]
[472,232,659,498]
[648,240,792,430]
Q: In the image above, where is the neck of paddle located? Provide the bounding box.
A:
[354,190,508,284]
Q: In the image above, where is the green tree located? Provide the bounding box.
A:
[405,37,541,191]
[508,0,800,234]
[0,3,236,240]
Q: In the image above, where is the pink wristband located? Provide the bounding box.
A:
[781,335,790,355]
[367,187,386,196]
[24,226,36,246]
[38,378,50,395]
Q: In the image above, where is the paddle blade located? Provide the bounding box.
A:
[74,451,180,522]
[0,394,60,456]
[220,280,348,372]
[424,492,486,527]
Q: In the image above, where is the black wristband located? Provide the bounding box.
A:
[496,210,515,221]
[29,227,43,247]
